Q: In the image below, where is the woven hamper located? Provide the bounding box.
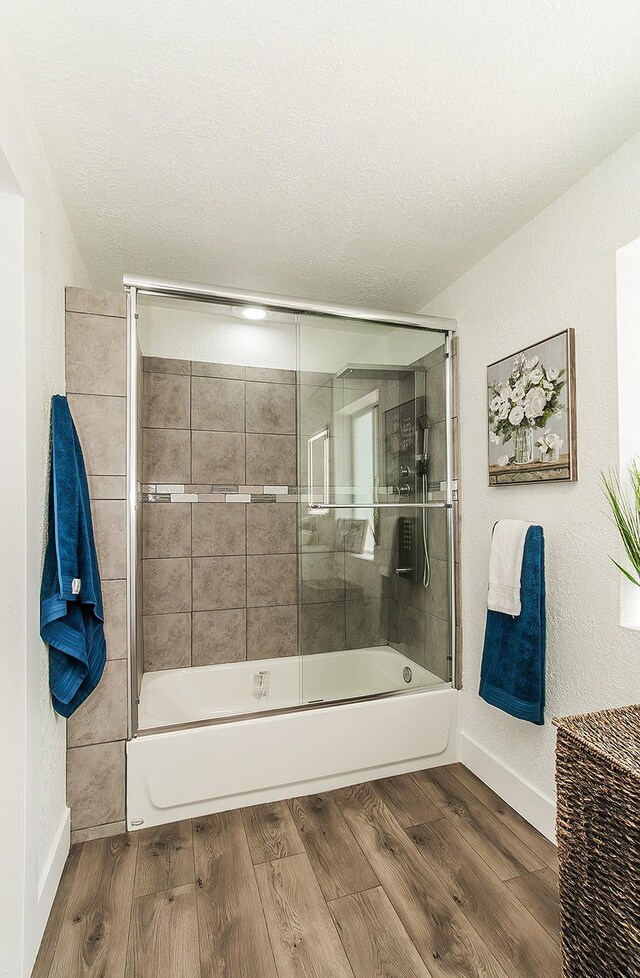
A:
[554,705,640,978]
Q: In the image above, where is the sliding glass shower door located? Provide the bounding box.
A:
[297,313,453,707]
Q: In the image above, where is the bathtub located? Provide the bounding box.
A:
[137,645,445,728]
[127,646,459,830]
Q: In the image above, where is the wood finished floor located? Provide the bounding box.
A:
[32,763,562,978]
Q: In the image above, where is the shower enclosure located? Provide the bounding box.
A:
[124,275,459,828]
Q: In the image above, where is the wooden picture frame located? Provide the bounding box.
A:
[487,328,577,486]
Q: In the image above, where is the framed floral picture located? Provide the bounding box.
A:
[487,329,577,485]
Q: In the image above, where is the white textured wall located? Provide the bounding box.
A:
[423,130,640,804]
[0,43,90,977]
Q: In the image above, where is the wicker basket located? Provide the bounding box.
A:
[554,705,640,977]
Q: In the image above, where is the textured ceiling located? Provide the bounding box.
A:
[4,0,640,310]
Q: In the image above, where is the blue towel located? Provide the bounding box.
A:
[479,524,546,724]
[40,395,106,717]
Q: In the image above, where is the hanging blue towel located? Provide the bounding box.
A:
[40,395,106,717]
[479,524,546,724]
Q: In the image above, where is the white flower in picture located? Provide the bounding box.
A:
[524,386,546,420]
[546,367,560,381]
[535,429,564,457]
[529,366,543,384]
[509,405,525,426]
[489,431,501,444]
[525,355,539,369]
[497,455,510,467]
[490,395,502,412]
[498,402,510,420]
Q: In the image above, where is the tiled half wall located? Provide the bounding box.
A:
[64,287,128,843]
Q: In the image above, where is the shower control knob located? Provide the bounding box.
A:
[400,466,411,478]
[392,483,410,496]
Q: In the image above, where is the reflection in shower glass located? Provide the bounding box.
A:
[298,314,452,708]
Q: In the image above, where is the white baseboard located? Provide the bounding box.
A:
[36,806,70,938]
[459,732,556,843]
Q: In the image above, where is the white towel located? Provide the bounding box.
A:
[487,519,533,617]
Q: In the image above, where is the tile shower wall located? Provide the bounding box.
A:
[64,287,128,843]
[141,357,299,668]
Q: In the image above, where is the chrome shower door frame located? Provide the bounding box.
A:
[124,275,458,739]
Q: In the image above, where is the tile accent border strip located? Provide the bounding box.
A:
[141,484,299,503]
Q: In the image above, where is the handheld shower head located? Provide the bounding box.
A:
[417,414,431,430]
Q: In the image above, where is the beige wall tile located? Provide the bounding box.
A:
[143,428,191,483]
[65,312,126,396]
[192,609,246,665]
[191,503,246,557]
[143,557,191,614]
[191,376,245,432]
[143,613,192,670]
[92,499,126,580]
[246,381,296,435]
[245,365,295,384]
[428,420,447,483]
[65,287,125,318]
[89,475,126,500]
[426,362,446,425]
[143,356,190,375]
[191,430,245,484]
[345,599,385,649]
[396,603,426,667]
[102,580,127,659]
[191,360,245,380]
[344,552,383,600]
[245,433,296,485]
[300,602,346,654]
[71,821,126,844]
[247,554,297,607]
[424,613,451,681]
[426,507,448,562]
[246,503,297,554]
[301,552,345,603]
[67,740,125,830]
[67,659,128,747]
[424,557,450,622]
[142,503,191,558]
[192,556,246,611]
[68,393,126,475]
[247,606,298,658]
[143,372,191,429]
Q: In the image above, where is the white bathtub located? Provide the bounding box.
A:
[128,646,458,830]
[138,645,445,728]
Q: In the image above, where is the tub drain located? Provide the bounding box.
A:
[403,666,412,684]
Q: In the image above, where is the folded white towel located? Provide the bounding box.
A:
[487,519,533,617]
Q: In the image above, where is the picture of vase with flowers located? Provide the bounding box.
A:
[487,329,577,485]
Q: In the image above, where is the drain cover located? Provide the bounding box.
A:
[403,666,412,683]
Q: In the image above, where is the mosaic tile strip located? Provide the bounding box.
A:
[141,483,299,504]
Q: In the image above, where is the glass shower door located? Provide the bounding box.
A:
[297,313,453,707]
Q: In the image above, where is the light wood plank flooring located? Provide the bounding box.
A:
[32,763,561,978]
